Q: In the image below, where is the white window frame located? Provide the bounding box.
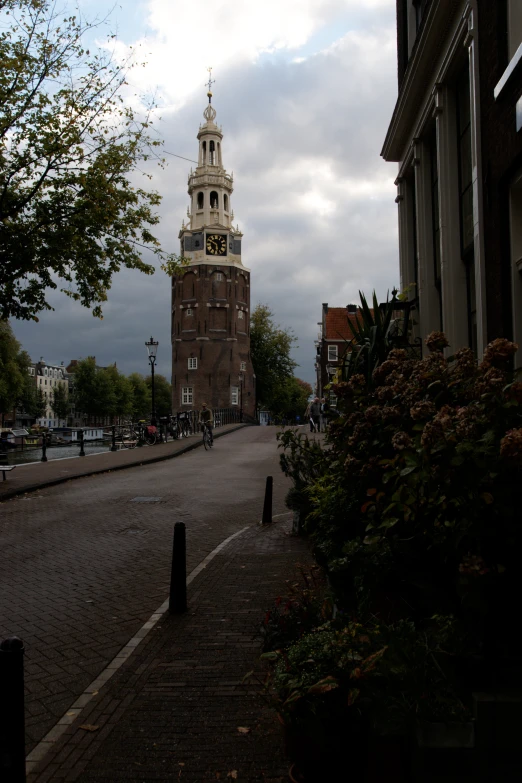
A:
[215,272,224,281]
[329,393,338,408]
[328,345,338,361]
[181,386,193,405]
[186,308,194,316]
[240,361,246,371]
[188,357,198,370]
[231,386,239,405]
[238,310,244,320]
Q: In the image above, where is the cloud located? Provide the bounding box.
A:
[13,0,400,391]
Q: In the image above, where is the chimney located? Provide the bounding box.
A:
[322,303,328,315]
[347,304,358,314]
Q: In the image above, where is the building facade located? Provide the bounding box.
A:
[171,89,255,417]
[315,304,365,402]
[34,359,69,428]
[382,1,522,362]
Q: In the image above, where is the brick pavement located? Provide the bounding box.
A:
[0,426,294,755]
[0,423,246,502]
[27,515,312,782]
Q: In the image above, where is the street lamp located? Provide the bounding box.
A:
[145,336,159,425]
[238,373,244,423]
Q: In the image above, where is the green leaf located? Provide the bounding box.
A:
[400,466,417,477]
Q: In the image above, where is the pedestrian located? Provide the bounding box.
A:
[320,397,330,431]
[310,397,321,433]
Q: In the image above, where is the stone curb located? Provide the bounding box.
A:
[0,423,250,503]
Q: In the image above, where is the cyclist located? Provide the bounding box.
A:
[199,403,214,446]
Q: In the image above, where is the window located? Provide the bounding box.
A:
[429,127,442,327]
[329,393,338,408]
[209,140,215,165]
[197,192,204,209]
[186,308,193,316]
[328,345,338,361]
[188,357,197,370]
[44,368,48,376]
[413,0,428,31]
[240,361,246,371]
[509,168,522,357]
[231,386,239,405]
[224,194,229,212]
[182,387,193,405]
[45,379,47,385]
[238,310,244,320]
[215,272,224,281]
[508,0,522,61]
[456,65,477,353]
[210,190,218,209]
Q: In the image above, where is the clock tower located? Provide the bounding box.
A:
[171,74,255,419]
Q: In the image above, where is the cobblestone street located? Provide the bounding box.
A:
[0,426,295,763]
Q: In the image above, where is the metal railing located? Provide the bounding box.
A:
[1,409,249,464]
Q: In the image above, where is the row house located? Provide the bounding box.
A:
[382,1,522,362]
[315,304,366,404]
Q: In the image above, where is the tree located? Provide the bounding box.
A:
[50,383,69,422]
[270,377,312,421]
[101,365,133,420]
[20,380,46,419]
[145,374,172,417]
[128,373,151,420]
[0,320,30,422]
[0,0,184,322]
[250,304,297,410]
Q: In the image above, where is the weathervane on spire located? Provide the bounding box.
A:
[203,67,217,123]
[206,67,215,104]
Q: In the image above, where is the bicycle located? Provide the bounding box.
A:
[139,422,158,445]
[201,423,213,450]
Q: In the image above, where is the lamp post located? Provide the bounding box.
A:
[145,336,159,425]
[378,288,421,357]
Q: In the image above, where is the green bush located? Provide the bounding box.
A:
[277,333,522,721]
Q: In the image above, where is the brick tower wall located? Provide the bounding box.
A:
[171,263,255,417]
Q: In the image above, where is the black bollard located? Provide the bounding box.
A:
[169,522,187,614]
[41,434,47,462]
[0,636,26,783]
[79,429,85,457]
[262,475,273,525]
[111,425,117,452]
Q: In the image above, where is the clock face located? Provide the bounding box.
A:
[206,234,227,256]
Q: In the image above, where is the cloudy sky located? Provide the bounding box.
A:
[13,0,399,387]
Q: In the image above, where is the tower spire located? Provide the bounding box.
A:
[206,67,215,104]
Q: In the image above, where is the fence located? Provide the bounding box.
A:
[0,408,252,465]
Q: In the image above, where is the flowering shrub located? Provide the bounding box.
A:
[280,335,522,666]
[259,566,331,653]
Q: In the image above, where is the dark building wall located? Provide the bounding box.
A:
[477,2,522,341]
[171,264,255,416]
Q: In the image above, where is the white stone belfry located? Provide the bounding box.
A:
[179,80,244,268]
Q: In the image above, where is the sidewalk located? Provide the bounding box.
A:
[27,515,313,782]
[0,424,247,502]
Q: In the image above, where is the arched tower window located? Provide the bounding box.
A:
[217,142,222,166]
[202,141,207,164]
[209,140,215,165]
[183,271,196,300]
[210,270,227,299]
[210,191,219,209]
[223,194,229,212]
[197,192,204,209]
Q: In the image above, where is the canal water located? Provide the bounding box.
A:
[4,442,110,466]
